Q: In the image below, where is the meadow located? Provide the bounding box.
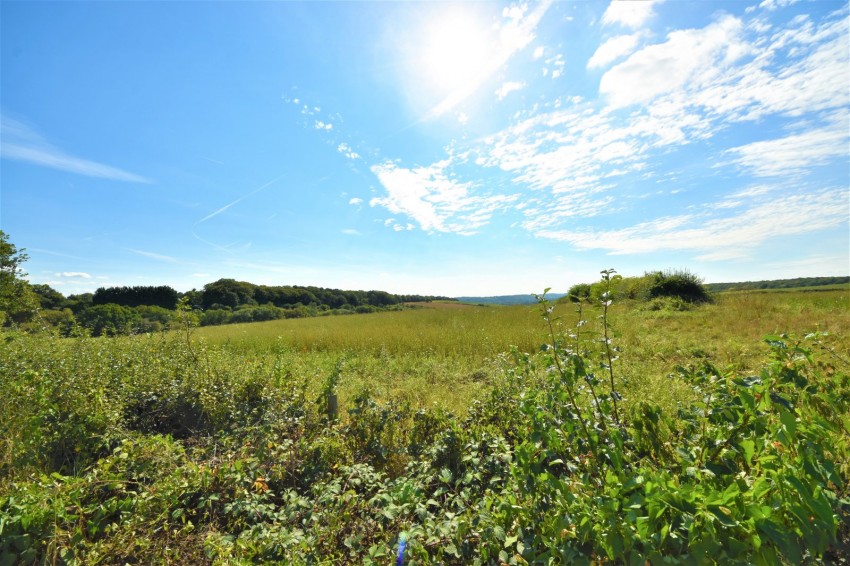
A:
[1,286,849,564]
[194,288,850,416]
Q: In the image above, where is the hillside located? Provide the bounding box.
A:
[455,293,566,305]
[707,275,849,292]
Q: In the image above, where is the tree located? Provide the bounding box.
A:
[0,230,39,325]
[32,283,66,310]
[77,304,142,336]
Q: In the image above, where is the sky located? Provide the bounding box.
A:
[1,0,848,297]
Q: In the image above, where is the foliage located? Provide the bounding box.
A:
[707,276,850,292]
[577,268,712,305]
[201,278,451,312]
[76,304,143,337]
[645,268,712,304]
[1,272,849,564]
[30,284,65,310]
[0,230,39,326]
[567,283,592,303]
[93,285,179,310]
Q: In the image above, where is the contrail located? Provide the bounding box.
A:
[195,174,288,225]
[192,173,288,251]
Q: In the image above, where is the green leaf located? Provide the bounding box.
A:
[739,439,755,463]
[493,525,506,541]
[709,506,739,527]
[779,409,797,438]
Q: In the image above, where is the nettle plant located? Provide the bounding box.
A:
[499,269,849,564]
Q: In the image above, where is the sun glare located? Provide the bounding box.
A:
[421,10,491,95]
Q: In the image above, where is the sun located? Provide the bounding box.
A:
[420,9,492,96]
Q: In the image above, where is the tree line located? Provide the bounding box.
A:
[705,276,849,292]
[0,230,453,336]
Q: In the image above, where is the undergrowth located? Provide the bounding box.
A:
[1,271,849,564]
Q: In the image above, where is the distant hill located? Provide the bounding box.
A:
[455,293,566,305]
[706,276,849,292]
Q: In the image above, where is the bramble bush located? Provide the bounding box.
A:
[1,270,848,564]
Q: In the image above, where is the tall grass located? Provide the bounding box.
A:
[192,289,850,416]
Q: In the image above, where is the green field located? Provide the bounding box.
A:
[191,289,850,415]
[2,288,849,564]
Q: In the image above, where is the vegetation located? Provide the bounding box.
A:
[706,276,850,292]
[567,269,712,307]
[2,234,849,563]
[0,230,39,326]
[0,232,452,336]
[2,267,849,564]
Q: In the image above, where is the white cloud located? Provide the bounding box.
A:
[476,103,665,230]
[55,272,92,278]
[599,9,849,119]
[533,46,545,59]
[315,120,333,131]
[472,5,849,240]
[724,122,849,177]
[759,0,800,11]
[587,33,644,69]
[341,229,361,236]
[502,3,527,21]
[348,197,363,205]
[600,15,748,108]
[535,188,848,259]
[544,54,565,78]
[602,0,662,29]
[1,114,152,183]
[337,143,360,159]
[369,159,516,234]
[457,112,470,125]
[495,81,526,100]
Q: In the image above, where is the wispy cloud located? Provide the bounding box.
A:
[601,0,663,29]
[126,248,180,263]
[535,188,848,260]
[0,114,152,183]
[341,228,361,236]
[337,143,360,159]
[370,158,517,234]
[55,271,92,278]
[587,33,645,69]
[495,81,526,101]
[724,120,849,177]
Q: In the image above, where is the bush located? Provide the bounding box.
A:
[566,283,591,303]
[200,308,231,326]
[77,303,143,336]
[646,268,711,303]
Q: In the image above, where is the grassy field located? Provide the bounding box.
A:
[2,287,849,564]
[192,289,850,415]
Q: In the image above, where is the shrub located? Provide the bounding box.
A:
[77,303,143,336]
[646,268,712,303]
[200,308,231,326]
[566,283,591,303]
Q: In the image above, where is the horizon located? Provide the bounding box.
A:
[2,1,848,298]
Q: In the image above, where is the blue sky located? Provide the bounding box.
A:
[1,0,848,297]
